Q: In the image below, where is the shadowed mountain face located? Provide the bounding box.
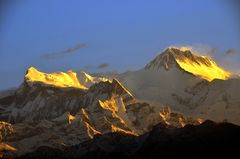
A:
[13,121,240,159]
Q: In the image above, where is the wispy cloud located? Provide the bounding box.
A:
[225,49,238,56]
[84,65,94,69]
[206,47,217,57]
[221,49,240,73]
[41,43,86,60]
[97,63,110,69]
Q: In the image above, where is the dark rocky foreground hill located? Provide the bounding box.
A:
[13,120,240,159]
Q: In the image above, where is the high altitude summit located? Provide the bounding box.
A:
[145,47,230,81]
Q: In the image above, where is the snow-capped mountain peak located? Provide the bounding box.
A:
[24,67,109,89]
[145,47,231,81]
[144,48,178,71]
[25,67,87,89]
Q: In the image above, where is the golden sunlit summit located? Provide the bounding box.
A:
[25,67,87,89]
[171,47,231,81]
[25,67,109,89]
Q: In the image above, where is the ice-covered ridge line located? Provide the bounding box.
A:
[25,67,109,89]
[169,48,231,81]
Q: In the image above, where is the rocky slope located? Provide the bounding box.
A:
[0,67,201,157]
[13,120,240,159]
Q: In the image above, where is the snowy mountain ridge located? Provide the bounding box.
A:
[0,67,201,156]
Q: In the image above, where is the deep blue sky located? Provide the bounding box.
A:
[0,0,240,90]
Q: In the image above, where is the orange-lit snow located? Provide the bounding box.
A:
[172,47,231,81]
[25,67,109,89]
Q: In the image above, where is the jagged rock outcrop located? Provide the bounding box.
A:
[0,122,16,158]
[0,122,15,142]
